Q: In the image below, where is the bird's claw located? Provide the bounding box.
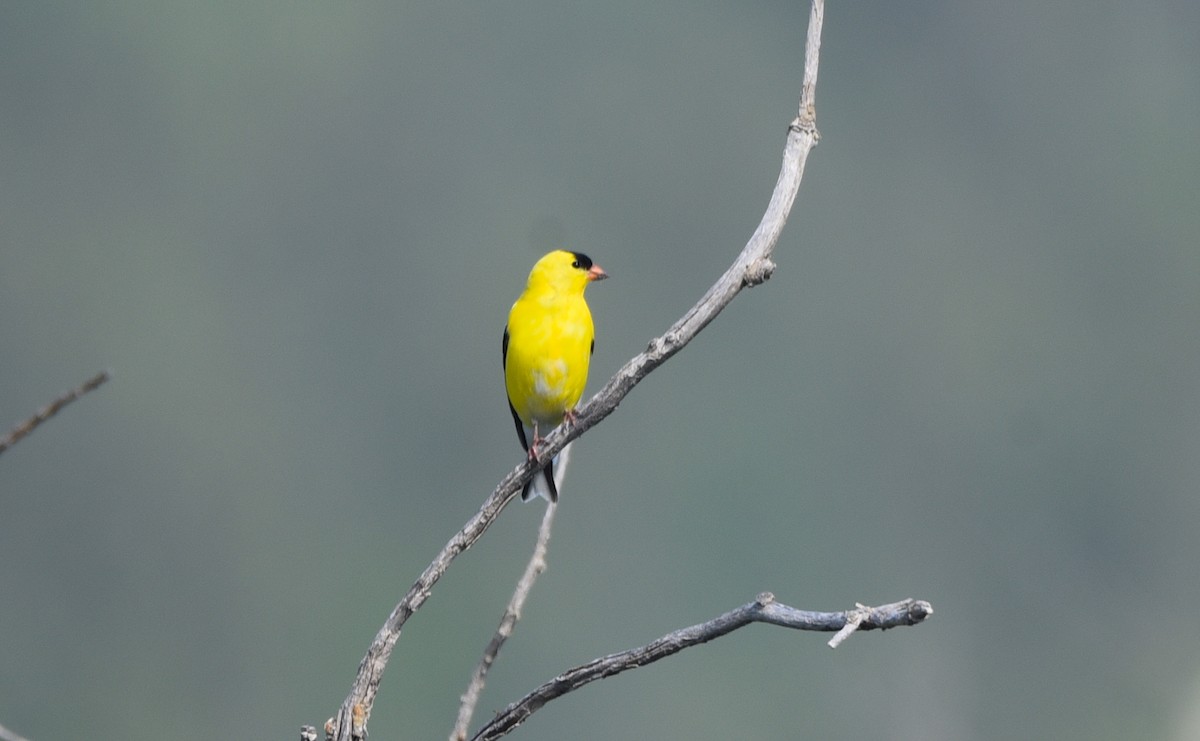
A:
[528,435,546,461]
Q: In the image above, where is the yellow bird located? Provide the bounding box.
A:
[504,250,608,502]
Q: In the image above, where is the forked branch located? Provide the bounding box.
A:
[450,451,566,741]
[470,594,932,741]
[327,1,825,738]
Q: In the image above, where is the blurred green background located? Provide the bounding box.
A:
[3,1,1199,739]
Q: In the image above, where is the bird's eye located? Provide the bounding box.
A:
[571,260,580,268]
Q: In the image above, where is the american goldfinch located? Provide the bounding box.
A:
[503,250,608,502]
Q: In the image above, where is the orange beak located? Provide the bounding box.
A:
[587,264,608,282]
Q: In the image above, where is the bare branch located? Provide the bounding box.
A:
[328,2,825,737]
[470,593,933,741]
[0,371,110,458]
[450,500,559,741]
[450,445,569,741]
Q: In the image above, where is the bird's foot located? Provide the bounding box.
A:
[563,408,580,428]
[528,422,546,461]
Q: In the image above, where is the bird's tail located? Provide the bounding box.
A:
[522,441,572,503]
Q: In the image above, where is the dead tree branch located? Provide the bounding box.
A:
[450,500,559,741]
[0,371,109,458]
[327,1,825,737]
[470,594,933,741]
[449,445,569,741]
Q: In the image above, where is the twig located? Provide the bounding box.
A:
[327,1,824,737]
[0,371,110,458]
[470,593,932,741]
[450,498,559,740]
[828,602,868,648]
[0,373,110,740]
[450,446,568,741]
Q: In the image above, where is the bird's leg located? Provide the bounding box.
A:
[562,408,579,428]
[527,421,544,461]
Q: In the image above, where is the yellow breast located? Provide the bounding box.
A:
[505,290,594,427]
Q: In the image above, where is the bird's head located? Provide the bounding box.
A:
[527,250,608,294]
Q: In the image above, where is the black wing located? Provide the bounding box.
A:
[502,327,529,451]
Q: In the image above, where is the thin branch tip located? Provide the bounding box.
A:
[905,599,934,624]
[0,369,112,457]
[471,594,931,739]
[827,598,935,648]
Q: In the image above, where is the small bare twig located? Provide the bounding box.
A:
[327,1,825,737]
[0,371,109,458]
[828,602,870,648]
[451,500,559,741]
[450,446,567,741]
[451,505,556,733]
[470,593,932,741]
[0,372,109,741]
